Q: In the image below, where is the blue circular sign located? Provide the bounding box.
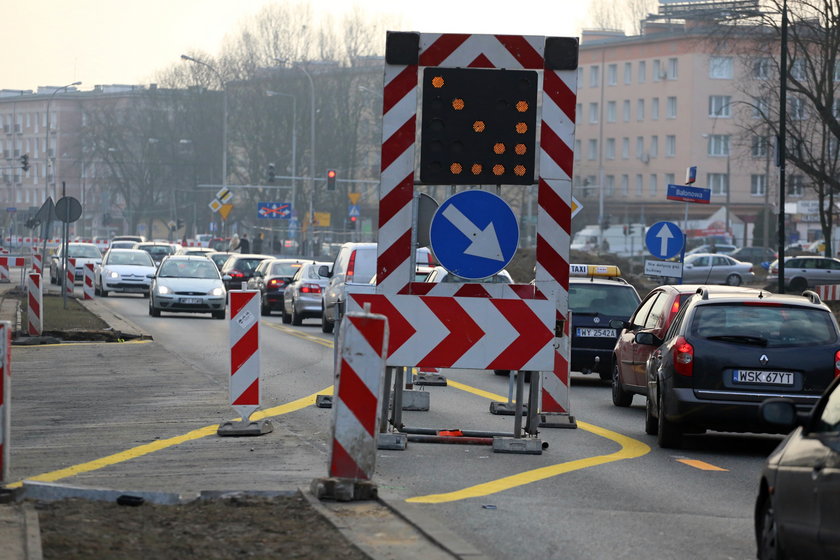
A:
[645,221,684,260]
[429,190,519,280]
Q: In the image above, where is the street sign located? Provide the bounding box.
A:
[216,187,233,204]
[55,197,82,223]
[571,195,583,219]
[645,221,684,260]
[644,259,683,278]
[348,205,360,218]
[667,183,710,204]
[257,202,291,219]
[209,199,222,213]
[348,192,361,205]
[5,208,15,213]
[429,190,518,280]
[685,166,697,184]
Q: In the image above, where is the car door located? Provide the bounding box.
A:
[820,259,840,286]
[616,292,658,387]
[683,256,710,283]
[812,382,840,557]
[324,248,349,321]
[710,255,731,283]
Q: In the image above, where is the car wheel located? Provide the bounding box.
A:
[281,305,291,324]
[101,287,108,297]
[611,364,633,407]
[757,494,786,560]
[321,305,334,334]
[212,310,226,320]
[261,297,270,316]
[789,277,807,293]
[725,273,742,286]
[149,299,161,318]
[644,394,658,435]
[291,302,303,326]
[657,386,682,448]
[94,282,100,296]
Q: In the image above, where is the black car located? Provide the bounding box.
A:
[569,265,641,380]
[246,258,306,317]
[208,252,234,271]
[640,288,840,448]
[220,253,273,292]
[728,246,777,267]
[755,376,840,560]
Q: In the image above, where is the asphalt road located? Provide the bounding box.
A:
[93,294,777,559]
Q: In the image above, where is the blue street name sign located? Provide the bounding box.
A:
[667,184,710,204]
[257,202,291,219]
[429,190,518,280]
[645,221,684,260]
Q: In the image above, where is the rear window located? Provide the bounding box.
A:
[270,262,303,276]
[569,284,640,316]
[690,303,838,347]
[233,258,265,272]
[68,245,101,259]
[349,249,377,284]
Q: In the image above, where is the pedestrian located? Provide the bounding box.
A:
[229,233,240,253]
[239,233,251,253]
[253,232,263,254]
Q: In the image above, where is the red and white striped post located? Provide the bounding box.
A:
[83,263,95,300]
[312,310,389,501]
[217,290,273,436]
[0,257,24,283]
[65,258,76,296]
[31,253,42,275]
[0,321,12,484]
[27,272,42,336]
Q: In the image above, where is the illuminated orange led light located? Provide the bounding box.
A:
[432,76,445,88]
[515,143,527,155]
[493,143,505,154]
[515,122,528,134]
[492,164,505,176]
[450,162,463,174]
[452,98,465,110]
[516,101,529,112]
[473,121,486,132]
[514,165,526,176]
[471,164,482,175]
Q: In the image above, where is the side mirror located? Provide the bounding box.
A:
[759,398,801,430]
[634,332,662,346]
[146,273,155,279]
[223,275,232,281]
[609,319,627,330]
[318,265,331,278]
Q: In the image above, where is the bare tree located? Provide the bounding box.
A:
[588,0,659,34]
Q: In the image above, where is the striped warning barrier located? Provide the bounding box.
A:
[0,257,26,283]
[814,284,840,301]
[83,263,95,300]
[0,321,11,484]
[65,258,76,296]
[32,253,42,275]
[217,290,272,436]
[27,272,42,336]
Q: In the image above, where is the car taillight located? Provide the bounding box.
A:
[229,271,244,278]
[674,336,694,376]
[835,350,840,378]
[268,279,285,288]
[301,283,322,294]
[347,250,357,282]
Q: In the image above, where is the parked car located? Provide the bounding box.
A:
[50,242,102,285]
[220,253,273,292]
[133,242,179,266]
[767,255,840,292]
[610,285,761,407]
[569,264,641,380]
[639,288,840,448]
[282,260,331,325]
[95,249,157,297]
[424,266,514,283]
[208,252,234,271]
[246,258,306,317]
[681,253,755,285]
[754,376,840,560]
[728,246,777,267]
[148,255,227,319]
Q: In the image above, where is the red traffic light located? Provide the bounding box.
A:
[327,170,336,179]
[326,169,337,191]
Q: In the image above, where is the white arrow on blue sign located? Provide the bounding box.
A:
[645,221,684,260]
[257,202,291,219]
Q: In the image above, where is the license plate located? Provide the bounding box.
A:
[576,328,617,338]
[732,370,795,385]
[180,297,202,304]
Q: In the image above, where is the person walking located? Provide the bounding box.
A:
[228,233,240,253]
[239,233,251,253]
[253,232,263,254]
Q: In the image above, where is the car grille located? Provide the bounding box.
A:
[174,290,207,296]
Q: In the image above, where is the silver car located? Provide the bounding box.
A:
[282,261,330,325]
[681,253,755,286]
[95,249,157,297]
[767,256,840,292]
[148,256,227,319]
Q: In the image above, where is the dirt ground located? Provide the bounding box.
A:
[35,493,369,560]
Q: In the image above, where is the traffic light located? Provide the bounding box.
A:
[326,169,336,191]
[20,154,29,172]
[177,218,184,229]
[346,215,357,229]
[267,163,276,183]
[628,225,636,235]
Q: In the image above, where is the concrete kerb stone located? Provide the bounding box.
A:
[0,502,42,560]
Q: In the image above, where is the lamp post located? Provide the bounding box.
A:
[44,81,81,201]
[266,90,297,251]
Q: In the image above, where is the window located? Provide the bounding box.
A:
[590,65,600,87]
[668,57,679,79]
[665,173,675,186]
[635,174,643,195]
[575,139,582,161]
[753,57,771,79]
[710,56,733,79]
[666,96,677,118]
[622,100,631,122]
[790,97,807,120]
[708,173,729,195]
[588,139,598,160]
[752,136,768,158]
[753,97,769,119]
[624,62,632,84]
[791,59,805,80]
[653,59,662,81]
[649,174,658,195]
[638,61,646,83]
[621,174,629,195]
[666,135,676,157]
[636,136,644,158]
[751,174,766,196]
[605,175,615,196]
[650,136,659,158]
[606,138,616,160]
[621,137,630,159]
[607,64,617,86]
[651,97,660,120]
[607,101,616,122]
[707,134,730,156]
[788,174,804,196]
[589,102,599,123]
[709,95,732,117]
[637,98,645,121]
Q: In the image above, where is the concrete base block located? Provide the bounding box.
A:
[377,432,408,450]
[20,480,184,504]
[310,477,378,502]
[315,394,333,408]
[492,437,544,455]
[539,413,578,429]
[489,402,528,415]
[217,418,273,437]
[401,390,430,411]
[414,373,447,386]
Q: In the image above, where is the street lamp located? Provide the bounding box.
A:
[180,55,227,192]
[44,81,81,200]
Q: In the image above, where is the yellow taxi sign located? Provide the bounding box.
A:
[570,264,622,278]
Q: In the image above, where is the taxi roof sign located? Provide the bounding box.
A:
[570,264,622,278]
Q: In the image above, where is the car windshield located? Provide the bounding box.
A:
[232,259,264,272]
[159,260,219,279]
[68,246,101,258]
[270,262,303,276]
[142,246,174,258]
[690,304,838,347]
[107,252,154,266]
[569,284,640,316]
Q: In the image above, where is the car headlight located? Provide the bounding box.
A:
[157,285,172,295]
[107,270,120,279]
[210,287,225,296]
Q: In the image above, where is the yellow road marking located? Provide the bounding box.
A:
[676,458,728,471]
[264,322,333,348]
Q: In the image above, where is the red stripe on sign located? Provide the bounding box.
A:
[496,35,544,69]
[28,293,39,318]
[539,178,572,233]
[554,349,570,385]
[350,294,416,356]
[453,284,492,298]
[537,235,569,288]
[30,274,40,289]
[420,34,471,67]
[543,70,577,121]
[232,378,259,406]
[230,324,258,374]
[338,358,378,437]
[419,297,485,368]
[488,299,554,370]
[383,65,418,115]
[378,175,414,228]
[376,229,412,286]
[541,391,566,414]
[540,123,575,178]
[329,440,369,480]
[468,53,494,68]
[406,282,435,295]
[347,315,387,359]
[380,116,416,172]
[508,284,545,300]
[229,291,254,319]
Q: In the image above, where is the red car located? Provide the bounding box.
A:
[609,284,760,407]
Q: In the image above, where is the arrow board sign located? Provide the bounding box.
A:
[429,190,519,280]
[257,202,291,219]
[645,221,684,260]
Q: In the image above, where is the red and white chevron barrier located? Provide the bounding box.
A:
[0,321,11,483]
[83,263,95,300]
[814,284,840,301]
[27,272,42,336]
[32,253,42,275]
[0,257,26,283]
[218,290,272,436]
[65,258,76,296]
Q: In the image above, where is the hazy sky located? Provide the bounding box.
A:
[3,0,592,92]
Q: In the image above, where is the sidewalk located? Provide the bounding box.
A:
[0,281,481,559]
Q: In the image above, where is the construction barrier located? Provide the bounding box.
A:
[0,321,11,484]
[31,253,42,275]
[83,264,95,300]
[814,285,840,301]
[539,311,575,427]
[0,257,26,283]
[312,310,388,501]
[27,272,42,336]
[217,290,272,436]
[65,258,76,296]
